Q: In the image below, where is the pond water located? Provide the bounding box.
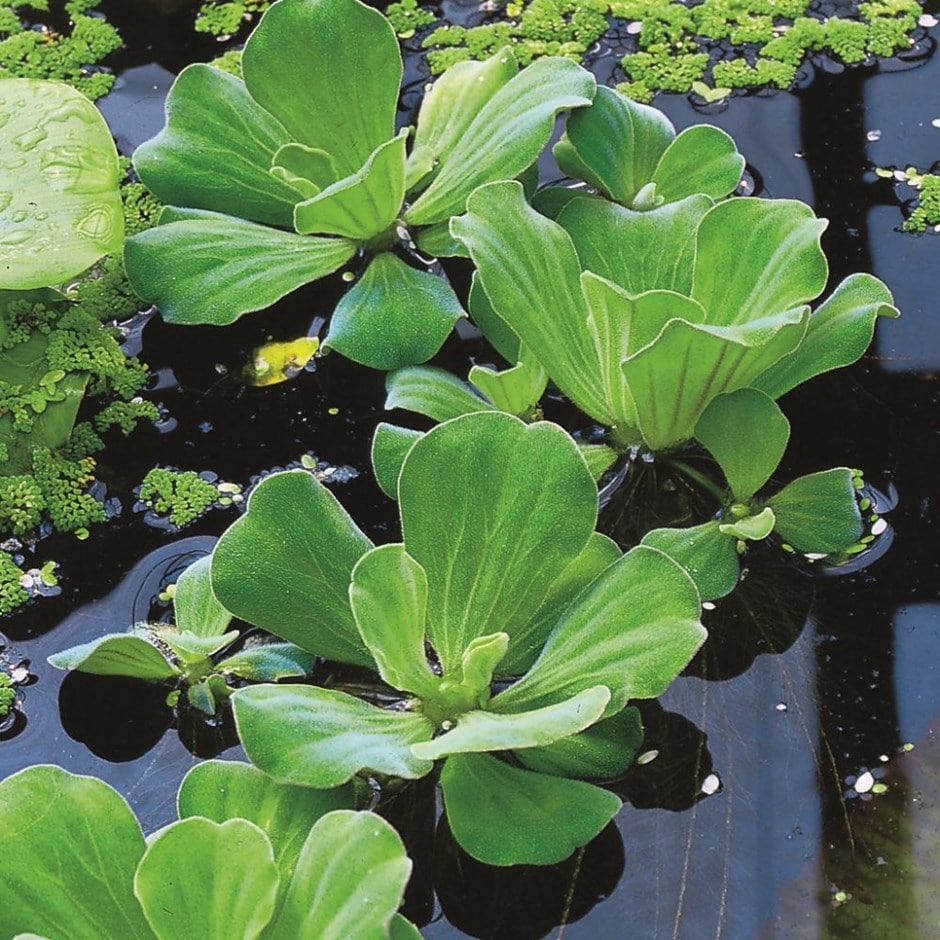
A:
[1,3,939,937]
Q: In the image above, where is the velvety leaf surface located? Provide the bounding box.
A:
[178,759,354,905]
[211,470,373,666]
[384,365,495,422]
[579,443,619,480]
[502,531,621,674]
[232,685,435,787]
[124,214,356,326]
[452,181,613,423]
[621,309,808,450]
[47,632,180,680]
[694,389,790,501]
[412,686,610,760]
[323,253,465,369]
[641,521,739,601]
[558,195,711,297]
[133,65,298,227]
[515,704,643,780]
[468,357,547,415]
[158,629,238,662]
[691,198,828,325]
[398,412,598,674]
[405,57,595,225]
[0,766,153,939]
[554,85,674,205]
[492,545,704,716]
[371,423,422,499]
[754,272,900,399]
[172,555,232,638]
[766,468,862,553]
[349,544,438,697]
[0,79,123,289]
[242,0,400,176]
[651,124,744,203]
[135,818,278,940]
[216,642,315,681]
[268,810,411,939]
[441,753,621,865]
[718,507,776,541]
[467,269,522,364]
[293,131,407,239]
[271,143,338,193]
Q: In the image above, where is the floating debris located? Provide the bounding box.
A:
[866,129,883,142]
[637,749,659,765]
[701,773,721,795]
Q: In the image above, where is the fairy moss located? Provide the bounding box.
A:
[195,0,272,37]
[138,468,229,528]
[0,554,28,616]
[386,0,436,39]
[902,172,940,233]
[0,0,121,99]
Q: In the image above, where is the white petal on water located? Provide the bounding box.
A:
[855,770,875,794]
[871,518,888,536]
[701,773,721,795]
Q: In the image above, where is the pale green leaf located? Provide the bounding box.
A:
[47,631,180,680]
[323,253,465,369]
[0,79,123,289]
[134,65,298,227]
[173,555,233,639]
[398,412,598,674]
[156,629,238,662]
[460,632,510,693]
[384,365,495,422]
[135,818,278,940]
[468,358,547,416]
[579,443,619,480]
[412,686,609,760]
[641,521,739,601]
[242,0,400,177]
[271,143,338,193]
[216,642,315,681]
[211,470,373,666]
[651,124,744,204]
[371,423,422,500]
[349,544,438,696]
[232,685,435,788]
[124,214,356,326]
[718,506,776,541]
[441,753,620,865]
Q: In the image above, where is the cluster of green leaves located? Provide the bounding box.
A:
[209,412,706,865]
[0,665,14,714]
[413,0,922,98]
[901,170,940,233]
[385,0,436,39]
[125,0,598,370]
[0,551,28,614]
[137,468,238,529]
[50,555,314,716]
[0,0,121,99]
[195,0,273,36]
[0,761,420,937]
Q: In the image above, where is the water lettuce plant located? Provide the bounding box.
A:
[0,760,421,938]
[124,0,597,369]
[48,555,314,715]
[211,411,706,865]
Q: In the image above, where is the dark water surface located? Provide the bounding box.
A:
[2,4,938,938]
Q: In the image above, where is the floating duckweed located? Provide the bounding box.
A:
[137,468,232,529]
[195,0,272,37]
[386,0,436,38]
[0,667,13,714]
[902,172,940,233]
[0,551,28,615]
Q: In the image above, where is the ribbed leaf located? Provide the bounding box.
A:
[384,365,495,422]
[134,65,298,226]
[124,213,356,326]
[173,555,232,639]
[47,632,180,680]
[371,423,422,500]
[651,124,744,203]
[641,521,739,601]
[211,470,373,666]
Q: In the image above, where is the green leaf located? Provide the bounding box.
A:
[178,759,354,909]
[232,685,435,787]
[452,181,614,424]
[502,530,621,674]
[157,628,239,663]
[410,50,518,177]
[47,631,180,680]
[349,544,438,697]
[460,632,510,693]
[694,389,790,501]
[384,365,495,422]
[412,686,610,760]
[621,308,809,450]
[718,506,776,541]
[468,357,547,416]
[492,545,704,716]
[242,0,400,177]
[579,443,619,480]
[558,194,711,296]
[554,85,674,206]
[651,124,744,204]
[691,198,828,325]
[515,705,643,780]
[467,269,522,364]
[173,555,233,638]
[398,412,598,675]
[271,143,338,194]
[641,520,739,601]
[269,810,412,939]
[371,423,422,500]
[323,253,465,369]
[211,470,373,666]
[405,57,595,225]
[135,818,278,940]
[0,79,123,289]
[293,130,407,239]
[766,468,862,553]
[0,766,154,939]
[134,65,299,227]
[754,273,900,399]
[441,753,620,865]
[390,915,423,940]
[413,219,467,257]
[124,214,356,326]
[216,641,315,681]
